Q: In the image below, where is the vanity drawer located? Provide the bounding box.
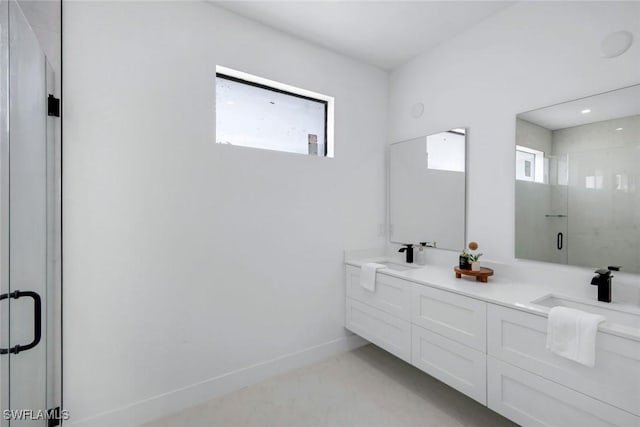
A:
[345,265,411,321]
[488,356,640,427]
[412,325,486,404]
[411,284,486,352]
[487,304,640,416]
[345,298,411,362]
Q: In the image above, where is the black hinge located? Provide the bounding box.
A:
[47,94,60,117]
[47,407,61,426]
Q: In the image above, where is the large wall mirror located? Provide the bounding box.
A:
[389,129,466,250]
[515,85,640,273]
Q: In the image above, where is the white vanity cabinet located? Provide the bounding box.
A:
[487,357,640,427]
[487,304,640,421]
[345,265,488,404]
[345,265,412,321]
[411,284,486,351]
[344,264,640,427]
[345,298,411,362]
[412,325,487,403]
[411,284,488,404]
[345,266,412,362]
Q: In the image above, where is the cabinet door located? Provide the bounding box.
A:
[345,266,411,320]
[487,304,640,416]
[412,325,486,404]
[487,356,639,427]
[412,284,486,351]
[345,298,411,362]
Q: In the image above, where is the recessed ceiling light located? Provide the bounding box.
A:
[581,109,591,114]
[616,127,624,131]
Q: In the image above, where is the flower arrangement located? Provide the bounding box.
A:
[459,241,483,270]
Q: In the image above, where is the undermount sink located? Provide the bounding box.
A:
[532,294,640,331]
[379,261,419,272]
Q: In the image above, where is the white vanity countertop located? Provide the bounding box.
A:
[345,257,640,342]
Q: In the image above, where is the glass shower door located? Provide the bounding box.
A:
[1,1,59,425]
[547,155,569,265]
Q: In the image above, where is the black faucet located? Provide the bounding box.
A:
[590,266,620,303]
[398,244,414,263]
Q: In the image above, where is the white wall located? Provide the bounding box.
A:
[389,1,640,265]
[63,2,387,425]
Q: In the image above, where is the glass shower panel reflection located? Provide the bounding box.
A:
[514,154,568,265]
[547,155,569,265]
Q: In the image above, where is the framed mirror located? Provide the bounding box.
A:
[389,129,466,250]
[515,84,640,273]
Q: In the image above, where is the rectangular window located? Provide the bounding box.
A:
[215,66,334,157]
[516,145,545,183]
[425,129,466,172]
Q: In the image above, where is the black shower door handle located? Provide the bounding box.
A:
[0,290,42,355]
[557,232,563,250]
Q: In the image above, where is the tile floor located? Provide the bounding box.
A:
[141,344,517,427]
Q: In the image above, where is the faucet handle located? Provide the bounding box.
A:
[591,268,612,286]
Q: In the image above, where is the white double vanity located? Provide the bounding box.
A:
[367,84,640,426]
[344,257,640,426]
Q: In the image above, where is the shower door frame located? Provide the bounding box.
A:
[0,0,62,424]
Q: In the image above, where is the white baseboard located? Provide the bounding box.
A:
[65,334,367,427]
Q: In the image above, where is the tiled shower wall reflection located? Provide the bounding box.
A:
[555,115,640,273]
[516,115,640,273]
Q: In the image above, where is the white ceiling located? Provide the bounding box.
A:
[519,85,640,131]
[212,1,515,70]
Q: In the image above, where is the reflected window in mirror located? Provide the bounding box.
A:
[515,145,544,183]
[426,129,466,172]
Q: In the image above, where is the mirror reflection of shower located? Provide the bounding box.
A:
[515,85,640,273]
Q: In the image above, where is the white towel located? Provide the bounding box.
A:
[360,263,387,292]
[546,306,605,367]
